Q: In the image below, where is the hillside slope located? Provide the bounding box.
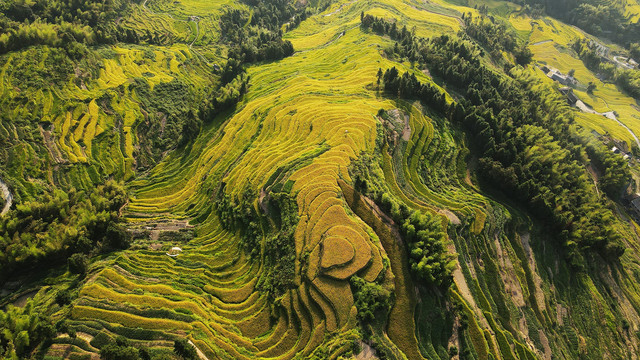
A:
[2,0,640,359]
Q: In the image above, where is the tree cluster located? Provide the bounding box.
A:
[130,78,200,167]
[353,156,455,287]
[214,184,261,257]
[174,339,198,360]
[378,191,455,286]
[0,301,56,359]
[361,13,414,45]
[0,0,132,55]
[462,14,532,65]
[100,336,151,360]
[381,67,449,114]
[219,0,299,67]
[201,0,305,129]
[257,191,298,301]
[214,182,299,302]
[583,136,633,198]
[350,276,391,323]
[0,181,129,282]
[402,211,454,287]
[630,43,640,61]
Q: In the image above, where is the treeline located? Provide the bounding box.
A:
[0,0,132,55]
[518,0,640,46]
[219,0,299,66]
[462,14,532,65]
[572,38,640,100]
[362,12,531,66]
[362,14,628,266]
[0,181,130,283]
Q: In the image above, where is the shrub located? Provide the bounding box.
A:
[90,330,113,349]
[56,289,73,306]
[100,343,141,360]
[68,253,88,275]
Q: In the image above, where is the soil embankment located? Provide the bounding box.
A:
[0,178,12,216]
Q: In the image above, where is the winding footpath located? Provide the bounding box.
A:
[611,113,640,150]
[575,99,640,150]
[0,177,12,216]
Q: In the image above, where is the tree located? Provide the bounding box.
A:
[630,43,640,61]
[68,253,88,275]
[515,45,533,65]
[587,81,596,94]
[55,289,72,306]
[14,331,30,356]
[568,68,576,77]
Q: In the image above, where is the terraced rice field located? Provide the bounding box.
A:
[0,35,214,196]
[624,0,640,22]
[32,0,640,358]
[49,1,515,358]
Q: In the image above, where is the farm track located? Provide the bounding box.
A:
[0,177,12,216]
[531,39,552,46]
[576,99,640,149]
[188,340,210,360]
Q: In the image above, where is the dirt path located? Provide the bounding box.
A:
[126,213,193,241]
[355,341,379,359]
[586,164,600,197]
[519,232,546,313]
[191,20,200,47]
[13,289,38,307]
[188,340,210,360]
[531,39,552,46]
[324,0,358,17]
[611,114,640,150]
[0,177,12,216]
[39,124,65,164]
[613,56,636,70]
